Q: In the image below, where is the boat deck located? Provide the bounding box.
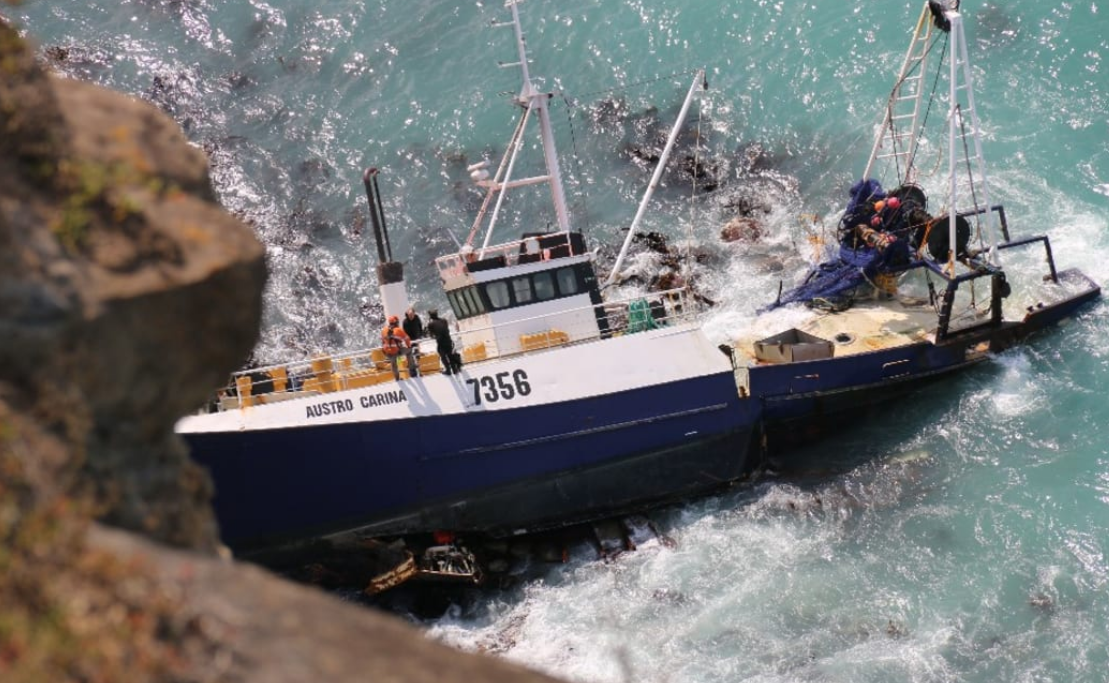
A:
[733,296,943,365]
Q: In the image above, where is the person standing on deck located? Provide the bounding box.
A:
[382,315,418,381]
[403,307,424,340]
[427,309,462,375]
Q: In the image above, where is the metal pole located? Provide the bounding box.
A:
[362,168,388,264]
[481,105,532,256]
[605,70,704,287]
[947,16,959,275]
[953,12,1000,265]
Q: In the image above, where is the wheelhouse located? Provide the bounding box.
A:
[435,232,608,357]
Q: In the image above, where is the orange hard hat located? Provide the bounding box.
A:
[388,315,399,324]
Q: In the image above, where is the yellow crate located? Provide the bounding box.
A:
[342,368,394,389]
[310,356,339,393]
[462,342,487,364]
[418,354,442,375]
[520,329,569,352]
[269,366,288,393]
[369,347,391,371]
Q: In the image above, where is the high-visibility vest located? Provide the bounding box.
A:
[381,326,408,356]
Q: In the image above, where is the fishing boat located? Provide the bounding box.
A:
[732,0,1100,450]
[177,0,1098,555]
[179,1,759,554]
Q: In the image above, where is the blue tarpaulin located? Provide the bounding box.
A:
[766,240,911,311]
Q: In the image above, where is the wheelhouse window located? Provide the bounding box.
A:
[534,271,555,300]
[448,290,469,318]
[448,286,488,320]
[462,287,485,315]
[451,265,591,318]
[485,281,511,309]
[556,267,579,296]
[512,276,533,304]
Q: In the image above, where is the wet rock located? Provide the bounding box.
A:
[225,70,255,91]
[91,526,566,683]
[586,96,631,127]
[722,191,772,218]
[677,154,718,191]
[975,3,1020,48]
[1029,591,1055,612]
[40,43,115,80]
[720,217,763,243]
[0,18,569,683]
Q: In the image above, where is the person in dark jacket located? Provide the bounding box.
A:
[402,307,424,340]
[426,309,461,375]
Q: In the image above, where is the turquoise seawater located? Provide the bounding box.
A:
[12,1,1109,681]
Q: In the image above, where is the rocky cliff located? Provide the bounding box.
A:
[0,18,562,683]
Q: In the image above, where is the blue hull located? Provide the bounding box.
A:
[752,272,1101,447]
[185,271,1099,553]
[186,371,759,551]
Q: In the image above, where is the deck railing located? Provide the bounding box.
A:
[207,287,702,412]
[434,233,587,281]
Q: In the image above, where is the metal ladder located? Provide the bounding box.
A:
[862,4,937,184]
[945,8,1000,265]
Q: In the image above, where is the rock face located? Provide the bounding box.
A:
[1,20,265,551]
[0,19,565,683]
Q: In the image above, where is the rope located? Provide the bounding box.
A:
[917,218,936,260]
[561,94,591,234]
[569,68,704,103]
[903,34,949,180]
[806,37,948,211]
[561,69,702,249]
[956,103,984,249]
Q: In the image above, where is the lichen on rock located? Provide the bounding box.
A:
[0,15,266,551]
[0,15,566,683]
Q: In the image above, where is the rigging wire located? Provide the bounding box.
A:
[570,68,704,103]
[956,103,985,250]
[564,69,708,283]
[803,35,948,217]
[561,94,591,236]
[884,31,947,186]
[682,70,707,295]
[557,70,703,250]
[902,34,949,181]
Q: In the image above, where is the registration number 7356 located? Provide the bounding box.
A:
[465,369,532,406]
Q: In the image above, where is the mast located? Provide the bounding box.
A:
[864,1,1000,270]
[468,0,572,253]
[509,0,571,235]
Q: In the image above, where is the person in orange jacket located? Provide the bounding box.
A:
[381,314,418,381]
